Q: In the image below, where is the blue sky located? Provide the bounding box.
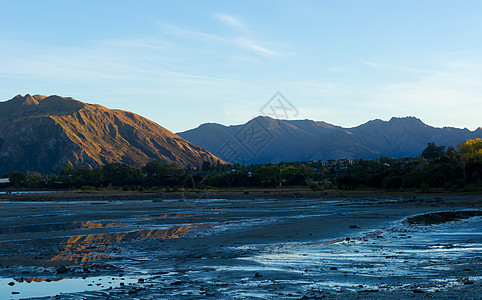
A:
[1,1,481,132]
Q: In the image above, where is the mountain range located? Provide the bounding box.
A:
[178,116,482,164]
[0,94,222,174]
[1,94,480,174]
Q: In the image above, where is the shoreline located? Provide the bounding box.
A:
[1,188,481,202]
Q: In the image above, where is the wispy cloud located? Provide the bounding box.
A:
[236,38,282,57]
[158,19,285,59]
[0,38,227,85]
[214,13,244,29]
[161,23,228,43]
[96,38,171,51]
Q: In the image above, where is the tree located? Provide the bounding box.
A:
[142,161,182,186]
[422,142,446,161]
[8,171,27,187]
[201,161,212,172]
[25,173,44,189]
[457,138,482,162]
[254,166,281,187]
[457,139,482,184]
[102,163,142,186]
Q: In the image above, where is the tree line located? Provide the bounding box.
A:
[336,139,482,191]
[1,139,481,192]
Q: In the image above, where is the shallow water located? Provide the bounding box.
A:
[0,191,61,195]
[0,275,140,299]
[241,216,481,294]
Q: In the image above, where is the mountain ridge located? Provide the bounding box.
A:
[0,94,223,174]
[178,116,481,164]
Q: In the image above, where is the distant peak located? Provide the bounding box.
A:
[254,115,274,121]
[10,94,48,106]
[389,116,422,123]
[33,94,47,101]
[366,118,384,123]
[12,94,40,106]
[0,94,86,120]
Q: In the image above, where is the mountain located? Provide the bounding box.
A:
[0,94,223,174]
[178,116,482,164]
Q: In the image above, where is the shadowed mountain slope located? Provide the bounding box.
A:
[178,116,481,164]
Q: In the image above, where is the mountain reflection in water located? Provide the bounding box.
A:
[65,224,199,244]
[50,224,205,264]
[0,220,124,234]
[15,277,64,283]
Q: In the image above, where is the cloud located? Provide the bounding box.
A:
[160,23,228,43]
[236,39,282,57]
[96,38,171,51]
[159,21,284,59]
[0,38,228,86]
[215,13,244,29]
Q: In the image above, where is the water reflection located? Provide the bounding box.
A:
[1,275,139,299]
[143,212,220,219]
[15,277,64,283]
[51,224,205,264]
[0,220,124,234]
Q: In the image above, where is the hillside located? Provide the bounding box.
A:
[0,94,223,174]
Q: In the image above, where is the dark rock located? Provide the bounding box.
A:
[330,267,338,270]
[8,282,14,286]
[170,281,183,285]
[254,272,263,278]
[138,278,144,283]
[349,225,359,229]
[412,289,425,293]
[358,289,379,293]
[12,292,19,295]
[56,266,69,274]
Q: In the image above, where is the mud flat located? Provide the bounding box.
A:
[0,192,480,299]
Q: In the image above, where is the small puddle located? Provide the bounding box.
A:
[0,275,140,299]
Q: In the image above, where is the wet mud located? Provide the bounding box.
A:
[0,194,480,299]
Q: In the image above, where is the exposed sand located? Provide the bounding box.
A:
[0,192,480,299]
